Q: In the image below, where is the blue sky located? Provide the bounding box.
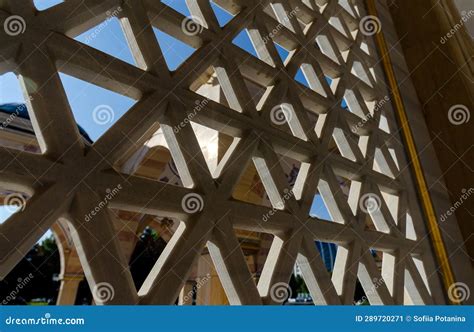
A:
[1,0,332,236]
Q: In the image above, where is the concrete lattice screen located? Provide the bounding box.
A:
[0,0,445,305]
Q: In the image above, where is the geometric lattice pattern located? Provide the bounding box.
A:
[0,0,443,304]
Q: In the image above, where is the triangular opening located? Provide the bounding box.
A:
[343,89,368,119]
[274,42,291,64]
[270,103,308,141]
[161,0,191,16]
[351,61,374,87]
[232,160,272,209]
[288,265,311,304]
[0,231,60,304]
[191,66,244,112]
[309,193,333,221]
[117,126,198,188]
[354,278,370,305]
[0,189,31,225]
[329,16,349,37]
[190,121,240,178]
[373,147,396,179]
[34,0,64,10]
[211,0,236,27]
[59,72,137,142]
[75,16,137,67]
[187,246,230,305]
[129,221,175,290]
[0,73,41,153]
[316,35,341,65]
[153,28,197,71]
[232,29,260,60]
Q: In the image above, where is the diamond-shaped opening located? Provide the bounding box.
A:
[33,0,64,11]
[211,0,236,27]
[0,231,60,304]
[74,16,137,67]
[129,221,174,290]
[153,28,197,71]
[0,73,42,153]
[161,0,191,16]
[59,72,137,142]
